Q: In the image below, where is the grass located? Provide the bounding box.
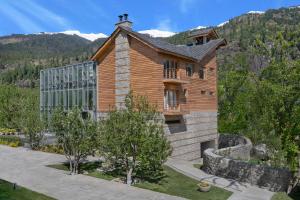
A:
[193,163,203,169]
[135,166,232,200]
[0,179,55,200]
[271,188,300,200]
[272,192,293,200]
[48,162,232,200]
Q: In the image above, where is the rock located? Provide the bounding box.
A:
[252,144,269,160]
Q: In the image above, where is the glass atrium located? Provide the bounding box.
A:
[40,61,97,117]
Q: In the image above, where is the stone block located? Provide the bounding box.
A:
[116,73,130,81]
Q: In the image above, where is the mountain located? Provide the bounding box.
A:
[44,30,107,41]
[0,6,299,87]
[138,29,176,37]
[166,6,300,72]
[0,33,107,87]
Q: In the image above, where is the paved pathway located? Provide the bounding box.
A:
[166,158,274,200]
[0,145,183,200]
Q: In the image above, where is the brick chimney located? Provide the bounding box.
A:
[115,13,132,29]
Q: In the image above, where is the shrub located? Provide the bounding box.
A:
[37,145,64,154]
[0,128,17,135]
[0,135,22,147]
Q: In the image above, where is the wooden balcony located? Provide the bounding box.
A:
[163,105,189,115]
[163,69,190,84]
[163,78,190,84]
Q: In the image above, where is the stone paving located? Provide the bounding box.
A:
[0,145,183,200]
[166,158,274,200]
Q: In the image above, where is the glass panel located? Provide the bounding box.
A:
[88,90,93,110]
[78,90,82,108]
[68,90,72,109]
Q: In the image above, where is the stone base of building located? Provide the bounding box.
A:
[164,111,218,161]
[96,111,218,162]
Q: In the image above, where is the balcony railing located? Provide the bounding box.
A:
[163,69,190,84]
[164,67,177,79]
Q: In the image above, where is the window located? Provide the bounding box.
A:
[165,119,181,124]
[199,67,206,79]
[201,90,206,95]
[209,91,214,96]
[164,89,178,110]
[209,67,214,72]
[186,64,194,77]
[164,60,178,79]
[183,89,188,97]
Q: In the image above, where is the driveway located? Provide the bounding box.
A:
[0,145,183,200]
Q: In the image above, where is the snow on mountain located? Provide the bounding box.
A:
[247,11,265,14]
[190,25,207,30]
[59,30,107,41]
[217,21,229,27]
[138,29,176,37]
[39,30,107,41]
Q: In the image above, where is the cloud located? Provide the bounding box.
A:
[179,0,196,14]
[10,0,71,29]
[0,2,43,33]
[157,18,173,31]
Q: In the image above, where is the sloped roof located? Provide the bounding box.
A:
[91,26,226,62]
[122,26,226,62]
[188,28,218,38]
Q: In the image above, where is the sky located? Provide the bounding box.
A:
[0,0,300,36]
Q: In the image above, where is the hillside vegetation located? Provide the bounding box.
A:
[0,34,105,86]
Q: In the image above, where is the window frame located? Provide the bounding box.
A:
[185,63,194,77]
[198,66,206,80]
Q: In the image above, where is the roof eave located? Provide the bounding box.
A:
[196,39,227,63]
[90,27,121,60]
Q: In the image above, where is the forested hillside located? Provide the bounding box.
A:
[0,34,106,86]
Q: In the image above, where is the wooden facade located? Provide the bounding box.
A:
[94,34,218,114]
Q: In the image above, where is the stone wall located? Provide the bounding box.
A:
[115,32,130,110]
[165,111,218,161]
[96,111,219,162]
[203,148,292,192]
[216,135,252,160]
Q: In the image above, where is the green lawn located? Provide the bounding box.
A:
[193,163,203,169]
[136,166,232,200]
[272,192,293,200]
[48,162,232,200]
[272,190,300,200]
[0,179,55,200]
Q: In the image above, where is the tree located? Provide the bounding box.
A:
[0,85,23,129]
[21,89,45,149]
[100,93,172,185]
[51,107,97,175]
